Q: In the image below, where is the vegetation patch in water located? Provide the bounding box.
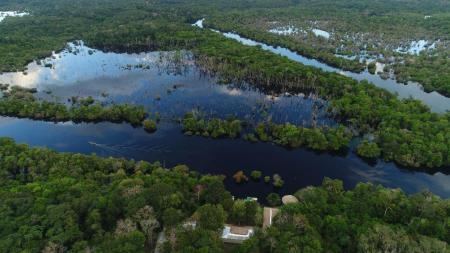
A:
[180,106,450,169]
[0,87,156,131]
[181,112,242,139]
[142,119,157,133]
[367,61,376,74]
[203,17,366,73]
[250,170,262,180]
[254,122,352,151]
[203,3,450,96]
[233,170,249,184]
[0,0,449,170]
[181,111,352,153]
[356,139,381,159]
[194,36,450,168]
[272,173,284,188]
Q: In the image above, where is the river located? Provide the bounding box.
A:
[0,35,449,202]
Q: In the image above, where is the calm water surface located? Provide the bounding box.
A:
[193,19,450,113]
[1,118,449,200]
[0,39,449,201]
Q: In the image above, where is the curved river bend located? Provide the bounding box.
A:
[193,19,450,113]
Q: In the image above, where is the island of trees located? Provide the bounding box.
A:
[181,112,242,139]
[0,86,157,131]
[181,112,353,152]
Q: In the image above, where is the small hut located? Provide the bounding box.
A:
[282,195,299,205]
[221,224,254,244]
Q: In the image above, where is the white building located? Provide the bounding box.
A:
[221,225,254,244]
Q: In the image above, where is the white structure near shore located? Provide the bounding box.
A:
[221,225,254,244]
[0,11,29,22]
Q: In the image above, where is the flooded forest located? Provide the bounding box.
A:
[0,0,449,252]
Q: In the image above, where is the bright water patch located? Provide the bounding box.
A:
[0,41,185,96]
[192,18,204,28]
[395,40,436,55]
[311,28,331,39]
[0,11,29,22]
[268,26,302,35]
[192,19,450,113]
[0,40,330,126]
[375,62,385,73]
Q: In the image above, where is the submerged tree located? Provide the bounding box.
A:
[233,170,249,184]
[273,174,284,188]
[251,170,262,180]
[357,140,381,159]
[143,119,157,133]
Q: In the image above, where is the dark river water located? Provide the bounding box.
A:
[0,38,449,201]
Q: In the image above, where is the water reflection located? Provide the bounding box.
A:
[193,19,450,113]
[0,118,448,200]
[0,34,448,200]
[0,41,166,90]
[0,11,29,22]
[0,41,330,125]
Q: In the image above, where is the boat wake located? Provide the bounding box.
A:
[88,141,171,154]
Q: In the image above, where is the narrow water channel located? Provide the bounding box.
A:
[193,19,450,113]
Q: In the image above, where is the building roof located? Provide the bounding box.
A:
[282,195,299,204]
[222,224,254,244]
[230,226,251,235]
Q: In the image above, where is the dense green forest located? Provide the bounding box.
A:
[0,137,233,252]
[0,138,448,252]
[202,15,366,73]
[192,33,450,168]
[0,1,450,251]
[181,112,353,152]
[202,2,450,96]
[0,86,156,129]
